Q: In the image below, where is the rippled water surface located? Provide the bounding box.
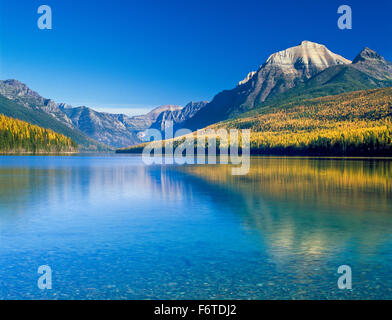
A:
[0,155,391,299]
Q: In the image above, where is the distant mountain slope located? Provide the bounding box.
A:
[150,101,208,132]
[60,106,144,147]
[0,114,77,153]
[183,41,351,130]
[120,87,392,156]
[60,104,196,147]
[0,79,141,148]
[0,79,75,127]
[0,93,107,150]
[5,41,390,149]
[244,48,392,112]
[0,79,206,148]
[213,87,392,155]
[183,43,392,131]
[352,47,392,80]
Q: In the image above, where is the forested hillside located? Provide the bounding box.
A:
[240,65,392,116]
[119,87,392,156]
[0,114,78,153]
[216,87,392,155]
[0,93,109,151]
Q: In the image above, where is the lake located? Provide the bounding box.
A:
[0,155,391,299]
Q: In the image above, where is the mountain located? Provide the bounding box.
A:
[178,101,209,121]
[58,106,141,147]
[0,80,75,127]
[183,41,351,130]
[0,79,139,147]
[0,80,206,148]
[141,105,183,121]
[351,47,392,80]
[149,101,208,132]
[120,87,392,156]
[0,79,175,147]
[244,48,392,112]
[60,104,185,147]
[4,42,390,150]
[213,87,392,155]
[0,92,107,151]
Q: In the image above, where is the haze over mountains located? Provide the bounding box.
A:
[1,40,391,150]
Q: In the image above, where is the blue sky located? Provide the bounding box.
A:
[0,0,391,115]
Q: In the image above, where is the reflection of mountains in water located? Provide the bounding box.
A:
[0,159,202,217]
[0,161,154,215]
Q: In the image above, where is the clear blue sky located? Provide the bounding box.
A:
[0,0,391,115]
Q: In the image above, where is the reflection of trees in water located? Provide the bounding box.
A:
[2,157,392,276]
[0,164,157,216]
[0,168,56,215]
[177,158,392,272]
[182,157,392,214]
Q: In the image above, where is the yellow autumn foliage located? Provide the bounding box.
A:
[0,114,78,153]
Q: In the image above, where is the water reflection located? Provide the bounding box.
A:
[176,157,392,297]
[179,157,392,250]
[0,156,392,299]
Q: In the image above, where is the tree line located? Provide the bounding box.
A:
[0,114,78,153]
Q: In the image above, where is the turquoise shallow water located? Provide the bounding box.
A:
[0,155,391,299]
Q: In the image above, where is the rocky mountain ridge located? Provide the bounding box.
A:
[182,41,392,131]
[2,41,391,149]
[0,80,207,148]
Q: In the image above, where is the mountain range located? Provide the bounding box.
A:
[182,41,392,130]
[1,40,391,150]
[0,80,208,148]
[149,101,208,132]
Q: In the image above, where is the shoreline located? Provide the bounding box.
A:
[1,152,392,160]
[0,151,79,155]
[115,150,392,158]
[116,152,392,160]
